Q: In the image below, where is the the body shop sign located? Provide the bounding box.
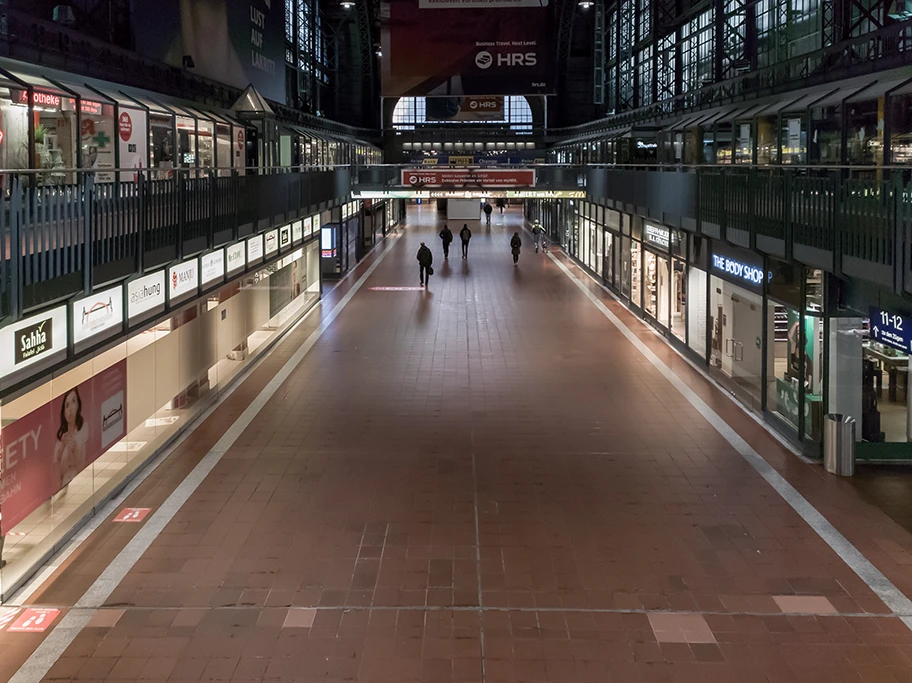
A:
[72,285,124,346]
[227,242,246,274]
[168,260,199,302]
[201,249,225,287]
[711,242,766,291]
[0,307,68,380]
[127,271,165,323]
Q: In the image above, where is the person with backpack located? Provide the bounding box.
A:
[459,224,472,259]
[531,221,545,252]
[483,202,493,224]
[510,232,522,266]
[417,242,434,286]
[439,224,453,259]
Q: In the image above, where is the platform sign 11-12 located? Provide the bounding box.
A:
[870,307,912,353]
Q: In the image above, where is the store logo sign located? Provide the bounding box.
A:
[201,250,225,286]
[280,225,291,249]
[127,271,165,321]
[292,220,303,243]
[168,260,199,301]
[73,285,124,344]
[119,112,133,142]
[645,224,670,249]
[264,229,279,256]
[227,242,246,274]
[248,234,264,262]
[712,254,764,285]
[14,318,53,364]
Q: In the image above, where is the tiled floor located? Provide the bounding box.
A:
[5,205,912,683]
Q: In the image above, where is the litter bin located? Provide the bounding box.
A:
[824,414,856,476]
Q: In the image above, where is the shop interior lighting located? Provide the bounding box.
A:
[340,1,354,7]
[578,0,594,7]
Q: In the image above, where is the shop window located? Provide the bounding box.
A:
[710,276,763,409]
[0,88,30,172]
[714,122,734,164]
[767,303,822,438]
[644,251,669,328]
[890,92,912,165]
[757,116,778,164]
[621,237,632,299]
[810,104,842,164]
[861,315,910,443]
[687,267,707,358]
[780,115,807,164]
[604,231,616,287]
[845,99,883,166]
[176,116,196,168]
[197,119,214,170]
[672,259,686,341]
[630,241,642,307]
[150,114,175,177]
[735,122,753,164]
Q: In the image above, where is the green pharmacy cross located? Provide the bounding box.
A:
[92,131,111,148]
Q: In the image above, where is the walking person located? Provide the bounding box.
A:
[496,198,506,214]
[510,232,522,266]
[531,220,545,252]
[483,202,493,225]
[417,241,434,286]
[459,224,472,259]
[439,224,453,259]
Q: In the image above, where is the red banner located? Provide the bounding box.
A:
[1,361,127,534]
[400,168,536,188]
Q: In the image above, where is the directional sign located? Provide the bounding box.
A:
[113,507,151,523]
[8,608,60,633]
[869,307,912,353]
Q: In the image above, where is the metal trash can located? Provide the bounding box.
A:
[824,414,856,476]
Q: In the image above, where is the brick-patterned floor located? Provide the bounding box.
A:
[4,205,912,683]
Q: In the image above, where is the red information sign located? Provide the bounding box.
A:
[118,112,133,142]
[113,507,151,523]
[8,608,60,633]
[400,168,535,188]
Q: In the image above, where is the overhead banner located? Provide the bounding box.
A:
[133,0,285,102]
[382,0,554,97]
[0,361,127,534]
[401,168,536,188]
[426,96,505,121]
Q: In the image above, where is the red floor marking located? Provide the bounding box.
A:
[0,607,21,630]
[7,608,59,633]
[113,507,151,523]
[369,286,426,291]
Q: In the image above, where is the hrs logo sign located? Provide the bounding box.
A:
[475,50,538,69]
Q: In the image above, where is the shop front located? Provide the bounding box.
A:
[0,233,322,600]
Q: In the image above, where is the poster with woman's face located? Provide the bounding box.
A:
[0,361,126,534]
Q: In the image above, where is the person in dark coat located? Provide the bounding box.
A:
[510,232,522,265]
[417,242,433,286]
[496,198,506,214]
[483,202,493,224]
[459,224,472,259]
[439,224,453,259]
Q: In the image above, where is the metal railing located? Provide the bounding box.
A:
[0,165,352,322]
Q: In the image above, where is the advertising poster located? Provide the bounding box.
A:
[133,0,285,103]
[382,0,554,97]
[117,108,148,182]
[0,361,127,534]
[426,96,505,121]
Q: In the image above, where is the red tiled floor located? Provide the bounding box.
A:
[5,205,912,683]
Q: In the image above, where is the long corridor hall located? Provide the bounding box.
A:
[4,204,912,683]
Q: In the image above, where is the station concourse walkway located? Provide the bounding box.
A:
[4,205,912,683]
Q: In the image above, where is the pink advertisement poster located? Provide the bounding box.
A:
[0,360,127,534]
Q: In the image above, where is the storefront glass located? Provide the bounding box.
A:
[710,276,763,409]
[630,241,642,308]
[671,259,686,341]
[150,113,176,178]
[687,267,708,358]
[604,231,616,288]
[0,241,321,598]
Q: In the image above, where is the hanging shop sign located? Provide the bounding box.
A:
[644,224,671,250]
[400,168,535,188]
[711,243,766,291]
[127,271,166,323]
[247,234,264,265]
[279,224,292,250]
[201,249,226,287]
[0,360,127,533]
[292,220,303,244]
[0,307,68,380]
[226,242,246,275]
[869,307,912,353]
[72,285,124,346]
[118,108,148,182]
[264,229,279,257]
[168,259,199,303]
[13,89,61,108]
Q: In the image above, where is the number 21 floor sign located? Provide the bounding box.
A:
[8,608,60,633]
